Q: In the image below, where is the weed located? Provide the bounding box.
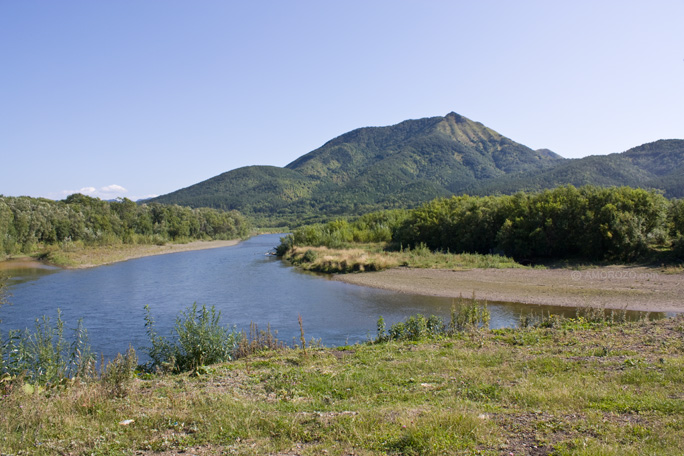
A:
[1,310,95,385]
[376,316,387,342]
[144,303,239,374]
[100,346,137,397]
[377,298,491,343]
[449,296,491,332]
[234,322,285,359]
[298,314,307,354]
[283,244,524,274]
[386,314,443,341]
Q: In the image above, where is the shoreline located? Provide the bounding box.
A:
[0,239,242,271]
[335,266,684,313]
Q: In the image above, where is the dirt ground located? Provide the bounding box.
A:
[335,266,684,313]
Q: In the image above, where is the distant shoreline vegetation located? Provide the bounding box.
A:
[0,194,251,261]
[278,185,684,268]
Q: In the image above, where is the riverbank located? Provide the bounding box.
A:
[1,239,242,270]
[336,265,684,313]
[2,316,683,455]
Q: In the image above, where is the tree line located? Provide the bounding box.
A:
[281,186,684,262]
[0,194,251,255]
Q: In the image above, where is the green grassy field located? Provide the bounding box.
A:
[2,314,683,455]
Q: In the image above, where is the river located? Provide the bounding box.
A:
[0,234,659,360]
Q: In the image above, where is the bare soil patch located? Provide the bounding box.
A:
[335,266,684,313]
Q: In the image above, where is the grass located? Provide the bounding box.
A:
[284,243,526,274]
[2,315,683,455]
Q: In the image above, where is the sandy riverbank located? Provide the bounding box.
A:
[0,239,242,270]
[335,266,684,313]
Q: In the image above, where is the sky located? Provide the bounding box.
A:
[1,1,682,201]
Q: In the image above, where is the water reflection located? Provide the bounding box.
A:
[0,259,60,285]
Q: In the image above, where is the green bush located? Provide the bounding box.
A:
[673,238,684,260]
[276,209,408,254]
[302,249,318,263]
[394,186,671,261]
[144,303,240,373]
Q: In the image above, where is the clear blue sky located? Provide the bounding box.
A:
[2,1,682,201]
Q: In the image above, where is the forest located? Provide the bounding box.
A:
[0,194,251,256]
[280,185,684,262]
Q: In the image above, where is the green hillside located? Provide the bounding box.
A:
[152,113,563,226]
[469,139,684,197]
[151,112,682,226]
[151,165,316,223]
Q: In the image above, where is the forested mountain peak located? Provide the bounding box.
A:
[284,112,562,183]
[151,113,682,226]
[535,149,563,160]
[435,111,505,147]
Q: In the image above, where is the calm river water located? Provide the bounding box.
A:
[0,234,659,360]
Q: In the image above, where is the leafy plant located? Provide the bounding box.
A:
[144,303,240,374]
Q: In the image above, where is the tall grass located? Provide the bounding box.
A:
[376,297,491,342]
[0,310,95,385]
[519,305,632,329]
[233,322,286,358]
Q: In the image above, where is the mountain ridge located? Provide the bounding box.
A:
[150,113,683,226]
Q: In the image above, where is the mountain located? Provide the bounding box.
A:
[151,113,683,226]
[468,139,684,197]
[152,113,562,225]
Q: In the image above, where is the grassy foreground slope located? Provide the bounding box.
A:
[2,316,683,455]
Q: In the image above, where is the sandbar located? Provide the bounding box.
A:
[1,239,242,270]
[335,266,684,313]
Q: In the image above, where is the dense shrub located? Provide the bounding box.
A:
[394,186,670,261]
[278,209,408,254]
[670,199,684,259]
[280,186,674,262]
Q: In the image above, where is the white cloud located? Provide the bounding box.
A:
[58,184,129,200]
[100,184,128,194]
